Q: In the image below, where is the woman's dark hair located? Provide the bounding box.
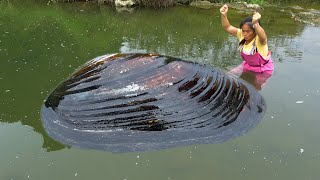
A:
[239,17,261,30]
[238,16,262,46]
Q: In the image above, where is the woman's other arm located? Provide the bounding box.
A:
[252,12,267,45]
[220,4,238,37]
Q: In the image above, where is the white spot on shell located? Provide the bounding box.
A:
[113,83,145,95]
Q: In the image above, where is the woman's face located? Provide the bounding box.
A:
[241,23,255,42]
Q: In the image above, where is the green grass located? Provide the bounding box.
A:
[249,0,265,5]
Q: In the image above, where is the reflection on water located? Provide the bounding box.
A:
[229,65,273,91]
[239,71,273,91]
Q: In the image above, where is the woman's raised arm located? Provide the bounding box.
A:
[220,4,238,37]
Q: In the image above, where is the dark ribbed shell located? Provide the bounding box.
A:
[41,53,266,153]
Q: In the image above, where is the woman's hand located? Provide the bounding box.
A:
[252,12,261,25]
[220,4,228,16]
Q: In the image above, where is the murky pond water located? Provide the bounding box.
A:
[1,1,320,179]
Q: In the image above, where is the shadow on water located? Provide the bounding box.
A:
[0,1,313,152]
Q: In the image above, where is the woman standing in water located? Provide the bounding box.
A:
[220,4,274,74]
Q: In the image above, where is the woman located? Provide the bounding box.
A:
[220,4,274,74]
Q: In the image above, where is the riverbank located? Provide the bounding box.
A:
[50,0,320,9]
[49,0,320,25]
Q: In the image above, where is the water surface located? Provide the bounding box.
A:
[1,2,320,180]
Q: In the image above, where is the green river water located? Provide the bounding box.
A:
[1,1,320,180]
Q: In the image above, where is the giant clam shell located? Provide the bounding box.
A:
[41,53,266,153]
